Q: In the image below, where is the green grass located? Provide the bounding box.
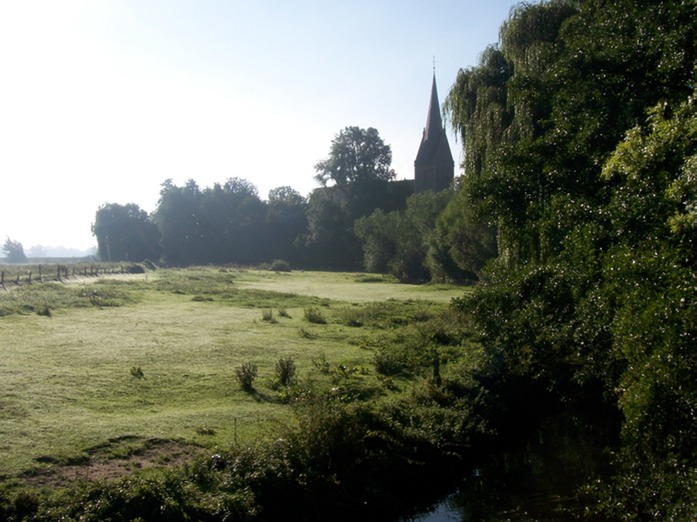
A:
[0,267,469,481]
[230,269,466,303]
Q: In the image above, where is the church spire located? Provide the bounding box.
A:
[423,72,443,142]
[414,70,454,193]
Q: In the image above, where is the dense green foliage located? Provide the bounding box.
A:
[155,178,268,266]
[444,0,695,518]
[93,203,161,262]
[313,126,396,189]
[304,127,412,270]
[355,190,466,282]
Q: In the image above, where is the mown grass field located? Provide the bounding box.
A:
[0,267,467,481]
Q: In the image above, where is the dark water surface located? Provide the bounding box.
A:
[402,415,613,521]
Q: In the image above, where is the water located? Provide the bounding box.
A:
[403,414,613,521]
[410,498,461,521]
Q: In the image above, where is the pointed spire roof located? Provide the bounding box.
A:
[423,73,443,141]
[415,73,447,166]
[414,70,454,192]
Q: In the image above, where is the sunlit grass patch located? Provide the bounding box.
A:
[154,267,331,309]
[0,282,135,317]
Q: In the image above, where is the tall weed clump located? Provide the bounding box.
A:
[275,356,297,387]
[235,363,258,392]
[303,307,326,324]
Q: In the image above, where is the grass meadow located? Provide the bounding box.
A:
[0,267,466,482]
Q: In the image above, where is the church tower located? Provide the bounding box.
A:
[414,73,454,192]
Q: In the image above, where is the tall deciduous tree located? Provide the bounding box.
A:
[304,187,361,270]
[154,179,203,266]
[446,0,695,267]
[306,127,403,270]
[265,186,308,266]
[92,203,161,262]
[314,126,395,190]
[2,237,28,263]
[199,177,265,265]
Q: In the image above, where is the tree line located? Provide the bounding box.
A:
[92,125,465,281]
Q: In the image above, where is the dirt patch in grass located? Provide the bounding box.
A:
[22,438,202,488]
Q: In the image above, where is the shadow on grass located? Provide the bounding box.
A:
[249,390,276,403]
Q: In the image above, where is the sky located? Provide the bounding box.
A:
[0,0,520,253]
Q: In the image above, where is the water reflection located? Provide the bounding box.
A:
[403,414,614,521]
[409,497,460,521]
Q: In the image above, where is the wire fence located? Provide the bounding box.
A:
[0,263,132,290]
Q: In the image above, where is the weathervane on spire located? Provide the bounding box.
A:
[433,56,436,74]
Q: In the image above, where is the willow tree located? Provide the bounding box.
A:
[444,0,695,267]
[443,0,696,516]
[444,0,576,266]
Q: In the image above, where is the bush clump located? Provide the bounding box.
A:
[261,309,277,323]
[275,356,297,387]
[303,307,327,324]
[235,363,258,392]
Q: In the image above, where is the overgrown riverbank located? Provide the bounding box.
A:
[0,267,692,520]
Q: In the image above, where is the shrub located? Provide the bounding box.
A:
[278,308,291,318]
[261,309,277,323]
[304,307,326,324]
[373,348,405,376]
[275,356,297,387]
[130,366,145,379]
[235,363,258,392]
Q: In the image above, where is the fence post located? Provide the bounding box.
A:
[28,271,32,284]
[1,271,4,290]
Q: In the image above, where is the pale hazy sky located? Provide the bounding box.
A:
[0,0,519,251]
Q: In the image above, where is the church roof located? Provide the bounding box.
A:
[424,73,443,141]
[415,73,448,166]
